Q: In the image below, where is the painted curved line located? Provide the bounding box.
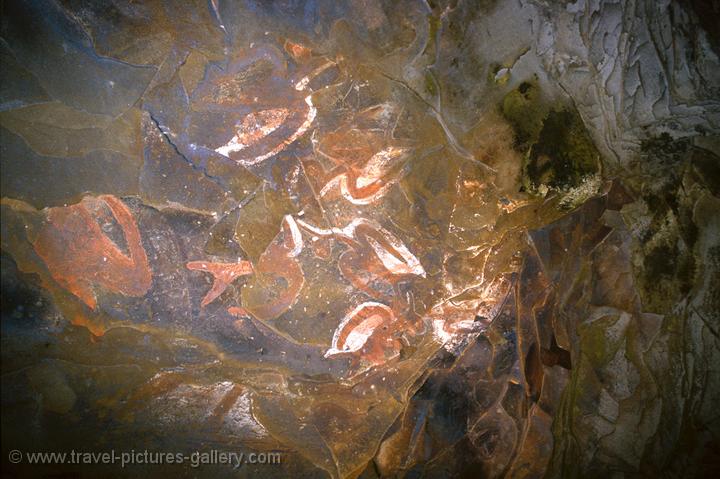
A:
[320,173,393,205]
[214,61,334,166]
[295,218,426,277]
[32,196,152,310]
[214,108,290,157]
[282,215,304,258]
[242,216,305,321]
[215,95,317,165]
[324,302,393,357]
[340,175,393,205]
[293,61,335,91]
[186,260,253,307]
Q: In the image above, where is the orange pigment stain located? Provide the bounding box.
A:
[211,44,328,166]
[216,98,315,166]
[324,302,405,366]
[186,260,254,307]
[227,306,250,317]
[32,195,152,310]
[242,216,305,321]
[336,221,425,301]
[71,313,107,338]
[190,216,304,320]
[284,40,312,62]
[215,108,291,158]
[316,105,409,204]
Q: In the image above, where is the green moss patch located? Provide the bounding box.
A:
[501,80,546,149]
[527,109,600,189]
[501,81,600,193]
